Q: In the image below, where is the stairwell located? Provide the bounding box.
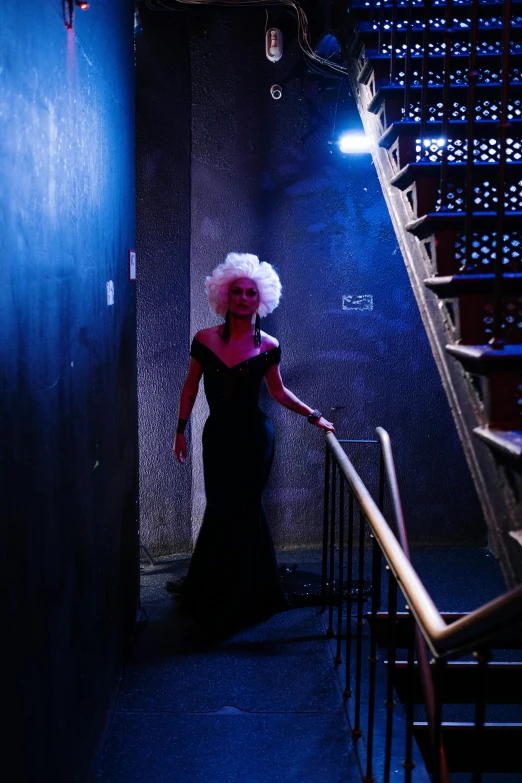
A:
[335,0,522,586]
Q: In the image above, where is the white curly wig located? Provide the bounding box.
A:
[205,253,282,319]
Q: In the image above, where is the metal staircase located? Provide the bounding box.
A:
[323,428,522,782]
[337,0,522,585]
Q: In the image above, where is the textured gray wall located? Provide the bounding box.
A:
[136,10,193,554]
[138,8,485,553]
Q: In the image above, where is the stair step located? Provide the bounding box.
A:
[425,273,522,297]
[447,346,522,427]
[391,160,522,191]
[413,722,522,773]
[358,52,522,89]
[350,21,522,63]
[354,19,522,42]
[446,343,522,372]
[405,210,522,239]
[380,119,522,151]
[349,0,522,22]
[389,660,522,704]
[368,612,522,649]
[474,427,522,459]
[390,161,522,216]
[367,81,522,116]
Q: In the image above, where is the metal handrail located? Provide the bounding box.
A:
[375,427,410,557]
[326,431,522,658]
[375,427,450,783]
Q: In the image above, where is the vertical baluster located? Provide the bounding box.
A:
[472,649,492,783]
[420,0,433,154]
[321,446,331,612]
[327,464,337,636]
[383,569,397,783]
[390,0,398,84]
[403,607,416,783]
[491,0,513,348]
[353,508,367,740]
[335,479,345,663]
[378,1,385,57]
[364,533,382,783]
[440,0,454,207]
[432,658,446,783]
[344,491,355,699]
[404,0,413,120]
[464,0,480,270]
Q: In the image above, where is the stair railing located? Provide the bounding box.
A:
[376,427,450,783]
[322,429,522,782]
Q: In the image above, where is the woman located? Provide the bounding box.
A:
[171,253,335,631]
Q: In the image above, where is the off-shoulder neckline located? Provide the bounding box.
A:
[192,337,279,370]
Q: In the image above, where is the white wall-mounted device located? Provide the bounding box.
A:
[266,28,283,62]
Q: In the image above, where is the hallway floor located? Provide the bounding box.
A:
[94,550,360,783]
[94,547,509,783]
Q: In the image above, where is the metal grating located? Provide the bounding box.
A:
[454,231,522,272]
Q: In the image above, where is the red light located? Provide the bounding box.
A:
[76,1,89,8]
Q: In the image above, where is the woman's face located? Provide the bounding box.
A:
[228,277,260,318]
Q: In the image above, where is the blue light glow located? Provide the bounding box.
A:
[338,133,370,154]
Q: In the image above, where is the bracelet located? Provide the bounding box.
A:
[307,409,322,424]
[176,419,188,435]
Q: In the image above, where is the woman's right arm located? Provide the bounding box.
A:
[173,357,204,464]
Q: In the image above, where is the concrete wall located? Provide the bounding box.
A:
[136,9,193,554]
[1,2,137,780]
[137,6,485,553]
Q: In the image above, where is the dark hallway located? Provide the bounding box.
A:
[4,1,522,782]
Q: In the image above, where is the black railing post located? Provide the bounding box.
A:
[321,445,331,612]
[403,607,416,783]
[464,0,480,270]
[440,0,454,208]
[344,491,355,699]
[472,649,492,783]
[403,0,413,119]
[383,568,398,783]
[353,507,366,740]
[432,658,447,783]
[335,478,345,663]
[364,533,382,783]
[390,0,398,85]
[491,0,513,349]
[327,463,337,636]
[378,1,385,58]
[420,0,433,155]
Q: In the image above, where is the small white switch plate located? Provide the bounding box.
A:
[106,280,114,306]
[129,250,136,281]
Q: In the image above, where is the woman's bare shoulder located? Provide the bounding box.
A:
[194,326,221,346]
[261,331,279,350]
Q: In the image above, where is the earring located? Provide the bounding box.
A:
[223,310,231,343]
[254,313,261,347]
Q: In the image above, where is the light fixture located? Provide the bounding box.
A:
[338,133,370,154]
[266,28,283,62]
[62,0,89,29]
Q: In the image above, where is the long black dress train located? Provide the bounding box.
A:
[177,337,288,629]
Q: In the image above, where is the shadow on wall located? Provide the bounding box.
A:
[137,4,485,556]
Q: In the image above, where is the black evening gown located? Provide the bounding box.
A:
[177,337,288,628]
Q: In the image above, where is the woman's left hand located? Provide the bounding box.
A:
[315,417,336,434]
